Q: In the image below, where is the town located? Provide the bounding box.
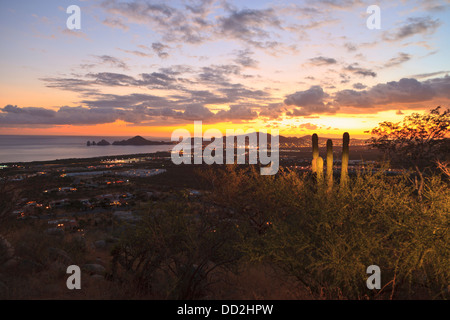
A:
[0,143,392,226]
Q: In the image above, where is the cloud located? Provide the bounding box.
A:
[7,76,450,126]
[352,83,367,90]
[80,93,170,109]
[118,48,153,58]
[96,0,323,52]
[35,60,276,124]
[180,104,215,120]
[2,105,55,118]
[215,105,258,121]
[102,17,129,31]
[418,1,450,12]
[317,0,362,8]
[234,49,258,68]
[383,16,442,42]
[285,86,328,106]
[40,77,99,95]
[423,75,450,98]
[42,71,179,92]
[258,103,284,120]
[184,0,215,15]
[344,42,357,52]
[0,105,141,126]
[297,122,319,130]
[411,70,450,79]
[334,76,450,109]
[95,55,129,70]
[7,76,274,126]
[100,0,212,44]
[151,42,170,59]
[383,52,411,68]
[60,28,89,40]
[41,61,273,111]
[217,7,282,48]
[334,89,372,108]
[284,86,338,116]
[343,63,377,77]
[198,64,242,85]
[100,0,176,24]
[371,78,437,102]
[87,72,139,86]
[54,65,194,92]
[308,56,337,66]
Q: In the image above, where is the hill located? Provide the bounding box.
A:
[112,135,174,146]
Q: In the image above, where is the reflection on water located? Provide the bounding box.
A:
[0,135,173,163]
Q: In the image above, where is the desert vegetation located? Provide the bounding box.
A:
[0,108,448,300]
[108,108,449,300]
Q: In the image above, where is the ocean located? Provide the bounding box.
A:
[0,135,174,164]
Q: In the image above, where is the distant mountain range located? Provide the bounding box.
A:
[87,135,175,146]
[277,135,368,146]
[112,136,173,146]
[88,134,368,147]
[194,133,368,147]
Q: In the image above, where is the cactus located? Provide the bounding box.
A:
[340,132,349,187]
[312,134,319,173]
[311,133,349,188]
[316,156,324,184]
[326,139,333,190]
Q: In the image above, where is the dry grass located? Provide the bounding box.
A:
[209,263,315,300]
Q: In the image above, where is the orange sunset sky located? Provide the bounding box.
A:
[1,0,450,139]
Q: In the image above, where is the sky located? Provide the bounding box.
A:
[0,0,449,138]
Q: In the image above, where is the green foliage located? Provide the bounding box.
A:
[370,107,450,170]
[205,165,449,299]
[199,165,305,235]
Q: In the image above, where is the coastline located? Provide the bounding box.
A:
[0,135,175,165]
[0,150,173,166]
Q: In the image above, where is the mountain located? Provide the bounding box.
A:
[103,134,367,147]
[189,133,366,147]
[96,139,111,146]
[112,135,174,146]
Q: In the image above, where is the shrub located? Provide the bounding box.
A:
[204,165,449,299]
[111,200,242,299]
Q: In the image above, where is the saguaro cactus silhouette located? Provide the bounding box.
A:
[312,133,319,173]
[311,133,349,188]
[316,156,324,184]
[340,132,349,187]
[326,139,333,189]
[311,134,323,184]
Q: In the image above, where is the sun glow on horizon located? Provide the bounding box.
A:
[0,108,423,140]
